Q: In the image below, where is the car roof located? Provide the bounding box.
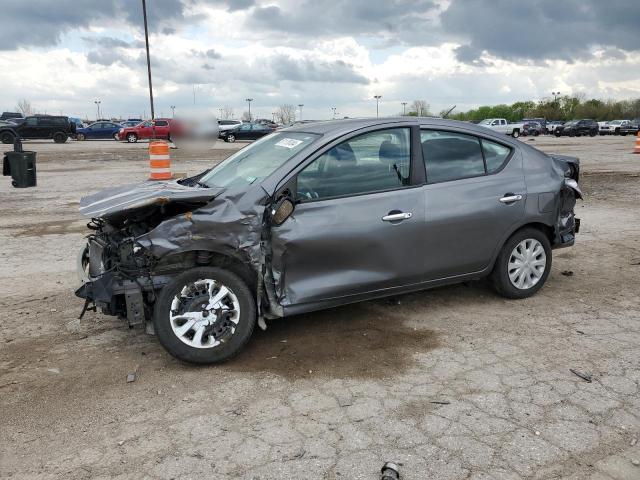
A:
[280,116,519,139]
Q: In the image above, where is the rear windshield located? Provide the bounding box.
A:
[200,132,320,188]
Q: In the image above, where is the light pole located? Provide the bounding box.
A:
[401,102,407,116]
[141,0,155,122]
[298,104,304,121]
[374,95,382,117]
[245,98,253,121]
[94,100,101,119]
[331,107,337,119]
[170,105,176,118]
[272,112,276,123]
[552,91,561,103]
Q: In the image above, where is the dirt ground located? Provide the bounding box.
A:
[1,134,639,479]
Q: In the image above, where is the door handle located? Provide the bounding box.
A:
[382,212,412,222]
[499,194,523,204]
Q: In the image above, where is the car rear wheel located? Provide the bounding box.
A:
[1,132,15,144]
[112,133,118,140]
[490,228,551,299]
[225,134,236,143]
[153,267,256,364]
[53,132,67,143]
[76,133,85,141]
[126,133,138,143]
[589,130,597,137]
[512,130,520,138]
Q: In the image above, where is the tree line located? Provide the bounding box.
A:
[445,95,640,122]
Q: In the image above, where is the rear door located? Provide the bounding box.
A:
[19,117,39,138]
[154,120,169,138]
[419,128,525,279]
[270,126,427,306]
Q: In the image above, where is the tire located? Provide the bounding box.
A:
[569,131,576,137]
[126,133,138,143]
[614,128,620,135]
[533,130,540,136]
[153,267,256,364]
[589,130,597,137]
[512,130,520,138]
[1,131,15,144]
[555,131,561,137]
[112,133,118,140]
[53,132,67,143]
[621,132,628,136]
[76,133,85,141]
[226,134,236,143]
[490,227,552,300]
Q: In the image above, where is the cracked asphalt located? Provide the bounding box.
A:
[1,135,639,479]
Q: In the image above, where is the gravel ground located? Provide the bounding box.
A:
[1,135,639,480]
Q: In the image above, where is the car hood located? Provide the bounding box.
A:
[79,180,221,220]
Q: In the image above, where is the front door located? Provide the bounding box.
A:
[419,129,525,279]
[270,127,426,306]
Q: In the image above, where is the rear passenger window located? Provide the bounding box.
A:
[482,139,512,173]
[297,128,411,200]
[155,120,168,126]
[421,130,485,183]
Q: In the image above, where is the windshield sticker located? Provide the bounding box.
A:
[275,138,304,149]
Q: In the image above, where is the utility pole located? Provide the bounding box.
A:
[245,98,253,121]
[401,102,407,116]
[374,95,382,117]
[94,100,101,120]
[170,105,176,118]
[141,0,155,121]
[298,104,304,121]
[331,107,337,119]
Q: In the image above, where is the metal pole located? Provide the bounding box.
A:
[402,102,407,116]
[298,104,304,121]
[142,0,155,122]
[246,98,253,121]
[374,95,382,117]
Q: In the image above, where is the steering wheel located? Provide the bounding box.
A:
[297,177,319,200]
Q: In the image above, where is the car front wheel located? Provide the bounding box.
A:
[53,132,67,143]
[126,133,138,143]
[76,133,85,141]
[1,132,15,144]
[153,267,256,364]
[490,228,552,299]
[225,134,236,143]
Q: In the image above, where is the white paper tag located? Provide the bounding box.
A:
[275,138,304,149]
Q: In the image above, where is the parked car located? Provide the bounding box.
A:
[554,119,599,137]
[1,115,75,143]
[76,117,582,364]
[606,119,633,135]
[120,119,144,128]
[598,121,611,135]
[219,122,274,142]
[117,118,180,142]
[546,121,565,134]
[619,119,640,136]
[479,118,525,138]
[522,118,547,133]
[1,112,23,120]
[218,119,242,132]
[522,121,543,136]
[76,121,122,140]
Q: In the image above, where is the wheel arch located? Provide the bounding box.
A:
[488,221,554,272]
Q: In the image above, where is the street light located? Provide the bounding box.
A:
[170,105,176,118]
[331,107,337,119]
[141,0,155,121]
[298,104,304,121]
[552,91,561,102]
[374,95,382,117]
[94,100,101,120]
[401,102,407,116]
[245,98,253,121]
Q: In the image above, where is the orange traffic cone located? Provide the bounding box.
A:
[149,141,172,180]
[634,132,640,154]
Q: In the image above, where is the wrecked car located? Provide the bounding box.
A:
[76,118,582,364]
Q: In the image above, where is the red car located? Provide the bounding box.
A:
[117,119,181,143]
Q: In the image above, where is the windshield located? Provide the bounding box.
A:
[200,131,320,188]
[565,120,578,126]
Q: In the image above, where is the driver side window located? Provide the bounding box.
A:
[296,128,411,201]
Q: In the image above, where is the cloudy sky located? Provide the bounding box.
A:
[1,0,639,120]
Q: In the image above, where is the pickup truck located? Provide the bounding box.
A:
[479,118,525,138]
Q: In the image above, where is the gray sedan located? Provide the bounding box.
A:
[76,118,582,364]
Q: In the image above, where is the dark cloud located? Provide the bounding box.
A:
[206,49,222,59]
[86,50,122,66]
[82,36,132,49]
[270,55,369,84]
[442,0,640,63]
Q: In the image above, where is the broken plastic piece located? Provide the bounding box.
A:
[381,462,400,480]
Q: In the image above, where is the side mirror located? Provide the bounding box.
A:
[271,198,294,226]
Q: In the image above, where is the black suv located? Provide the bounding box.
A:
[554,119,599,137]
[1,115,76,144]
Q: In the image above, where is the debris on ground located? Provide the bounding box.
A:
[126,373,136,383]
[631,438,637,446]
[630,258,640,265]
[561,270,574,276]
[430,400,451,405]
[632,459,639,467]
[570,369,593,383]
[381,462,400,480]
[576,330,585,335]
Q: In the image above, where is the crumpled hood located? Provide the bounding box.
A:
[79,180,220,219]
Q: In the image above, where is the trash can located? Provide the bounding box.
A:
[3,150,37,188]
